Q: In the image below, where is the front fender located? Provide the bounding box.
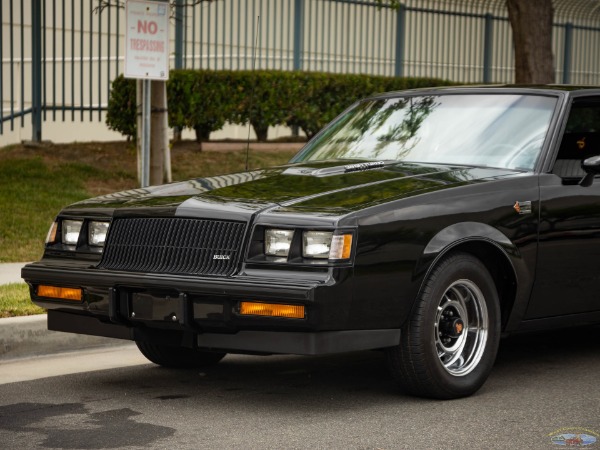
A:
[415,222,532,332]
[419,222,516,272]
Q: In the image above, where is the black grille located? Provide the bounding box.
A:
[98,218,247,276]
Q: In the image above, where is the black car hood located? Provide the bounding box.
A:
[66,161,523,220]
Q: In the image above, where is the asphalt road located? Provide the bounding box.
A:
[0,328,599,450]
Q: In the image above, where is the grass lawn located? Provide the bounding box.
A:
[0,283,44,318]
[0,140,298,317]
[0,140,298,263]
[0,156,99,262]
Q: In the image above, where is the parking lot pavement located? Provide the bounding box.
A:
[1,330,599,449]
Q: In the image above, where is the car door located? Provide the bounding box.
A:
[526,96,600,319]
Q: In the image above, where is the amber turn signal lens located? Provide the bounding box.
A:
[340,234,353,259]
[240,301,305,319]
[45,221,58,245]
[37,285,82,301]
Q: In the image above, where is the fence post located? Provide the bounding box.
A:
[175,0,184,70]
[172,0,184,142]
[395,4,406,77]
[292,0,304,136]
[562,23,573,84]
[31,0,42,142]
[483,13,493,83]
[293,0,304,71]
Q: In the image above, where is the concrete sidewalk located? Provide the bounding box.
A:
[0,315,128,361]
[1,262,129,361]
[0,262,27,285]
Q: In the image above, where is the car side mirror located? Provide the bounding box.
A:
[580,155,600,187]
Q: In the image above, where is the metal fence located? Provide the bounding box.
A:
[1,0,123,138]
[2,0,600,141]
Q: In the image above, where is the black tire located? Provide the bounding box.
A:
[136,341,226,369]
[386,252,501,399]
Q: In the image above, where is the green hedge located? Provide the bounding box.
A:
[106,70,454,141]
[106,74,137,139]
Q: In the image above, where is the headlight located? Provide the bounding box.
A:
[303,231,353,260]
[62,220,83,245]
[265,229,294,257]
[89,221,110,247]
[303,231,333,259]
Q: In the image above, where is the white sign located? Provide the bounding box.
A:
[125,0,169,80]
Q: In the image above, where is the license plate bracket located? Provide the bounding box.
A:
[131,292,179,321]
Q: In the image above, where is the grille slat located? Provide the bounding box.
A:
[98,218,246,277]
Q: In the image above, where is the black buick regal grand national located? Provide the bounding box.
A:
[23,85,600,399]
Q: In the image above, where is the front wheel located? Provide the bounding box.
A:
[386,252,501,399]
[136,341,226,369]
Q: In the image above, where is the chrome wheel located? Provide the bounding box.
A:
[434,279,488,376]
[387,253,500,399]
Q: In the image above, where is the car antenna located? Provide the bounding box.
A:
[245,15,260,172]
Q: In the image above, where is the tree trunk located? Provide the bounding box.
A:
[252,122,269,142]
[506,0,555,84]
[194,125,211,142]
[150,80,168,185]
[136,79,143,185]
[162,84,172,184]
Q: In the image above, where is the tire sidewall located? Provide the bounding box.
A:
[417,254,501,397]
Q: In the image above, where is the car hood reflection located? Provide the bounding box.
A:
[66,161,524,217]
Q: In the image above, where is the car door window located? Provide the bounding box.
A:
[552,99,600,182]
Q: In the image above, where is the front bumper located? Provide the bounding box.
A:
[23,261,401,355]
[47,309,400,355]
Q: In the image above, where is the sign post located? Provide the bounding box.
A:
[125,0,169,188]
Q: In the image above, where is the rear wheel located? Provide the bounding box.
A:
[387,252,501,399]
[136,341,226,368]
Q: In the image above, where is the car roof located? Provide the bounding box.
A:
[370,84,600,100]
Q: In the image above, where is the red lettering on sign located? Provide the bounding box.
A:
[137,20,158,35]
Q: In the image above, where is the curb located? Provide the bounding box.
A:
[0,314,129,361]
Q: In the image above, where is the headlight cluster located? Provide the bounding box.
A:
[265,229,294,257]
[89,221,110,246]
[264,228,353,260]
[45,218,110,249]
[62,220,83,245]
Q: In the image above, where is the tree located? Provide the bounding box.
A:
[377,0,555,84]
[506,0,555,84]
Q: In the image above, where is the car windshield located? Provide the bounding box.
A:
[292,94,558,171]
